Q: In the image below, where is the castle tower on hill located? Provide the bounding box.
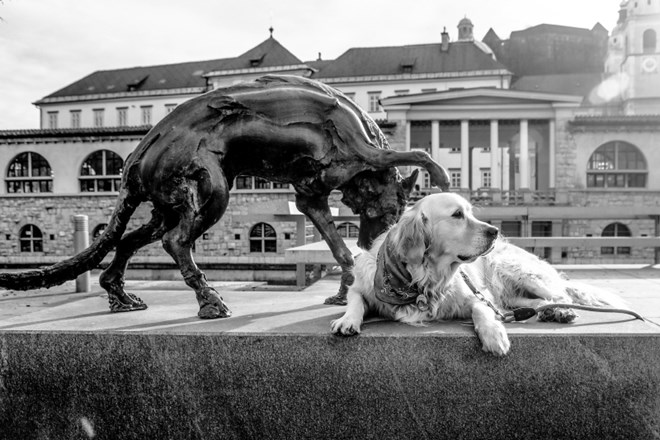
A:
[606,0,660,114]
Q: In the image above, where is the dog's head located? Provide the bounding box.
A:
[389,193,498,284]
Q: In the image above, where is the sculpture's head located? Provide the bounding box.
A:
[340,168,419,249]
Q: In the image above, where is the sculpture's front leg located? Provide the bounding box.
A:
[295,194,355,306]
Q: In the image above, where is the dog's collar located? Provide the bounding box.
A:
[374,235,421,306]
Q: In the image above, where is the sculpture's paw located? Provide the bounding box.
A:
[538,307,578,323]
[331,315,361,336]
[476,322,510,356]
[197,288,232,319]
[324,294,347,306]
[109,292,148,313]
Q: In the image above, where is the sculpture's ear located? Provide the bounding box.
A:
[401,169,419,198]
[390,208,429,267]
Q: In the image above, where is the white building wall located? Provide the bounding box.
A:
[0,137,140,195]
[326,74,510,120]
[38,93,200,129]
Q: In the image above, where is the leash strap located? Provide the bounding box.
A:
[459,269,644,323]
[459,269,507,321]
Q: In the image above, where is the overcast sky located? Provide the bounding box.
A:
[0,0,620,129]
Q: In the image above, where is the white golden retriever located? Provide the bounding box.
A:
[331,193,622,355]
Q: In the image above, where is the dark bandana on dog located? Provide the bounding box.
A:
[374,235,421,305]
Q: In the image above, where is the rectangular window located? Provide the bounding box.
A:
[394,89,409,96]
[449,169,461,188]
[343,92,356,101]
[254,177,271,189]
[368,92,381,113]
[141,106,152,125]
[501,221,522,237]
[117,107,128,126]
[47,111,58,129]
[93,109,104,127]
[481,169,491,188]
[235,176,253,189]
[531,221,553,237]
[165,104,177,114]
[70,110,81,128]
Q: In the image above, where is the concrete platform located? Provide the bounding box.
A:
[1,266,659,439]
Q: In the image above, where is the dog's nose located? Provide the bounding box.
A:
[485,226,499,239]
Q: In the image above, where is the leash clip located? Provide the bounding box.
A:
[503,307,538,323]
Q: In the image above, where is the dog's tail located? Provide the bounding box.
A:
[0,190,140,291]
[565,280,628,309]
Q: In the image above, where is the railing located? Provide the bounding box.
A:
[410,189,561,206]
[285,237,660,284]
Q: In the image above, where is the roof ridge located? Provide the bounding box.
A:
[91,56,234,74]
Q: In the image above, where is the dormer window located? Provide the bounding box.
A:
[400,59,415,74]
[250,54,265,67]
[127,75,148,92]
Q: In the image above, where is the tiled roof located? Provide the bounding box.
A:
[219,37,303,70]
[511,73,603,99]
[0,126,152,139]
[313,41,509,79]
[40,59,226,101]
[39,37,303,101]
[510,23,600,38]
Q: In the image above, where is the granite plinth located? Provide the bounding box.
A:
[0,267,659,439]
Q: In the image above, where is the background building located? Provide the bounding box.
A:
[1,1,659,281]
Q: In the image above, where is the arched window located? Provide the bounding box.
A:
[601,222,631,255]
[19,224,43,253]
[80,150,123,192]
[587,141,647,188]
[643,29,657,53]
[92,223,108,240]
[6,152,53,193]
[249,223,277,253]
[336,222,359,238]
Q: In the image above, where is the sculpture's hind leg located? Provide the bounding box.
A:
[99,208,169,312]
[161,181,231,319]
[295,194,355,305]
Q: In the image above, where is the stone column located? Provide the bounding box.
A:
[431,121,440,162]
[461,120,469,189]
[73,215,90,293]
[549,119,556,188]
[490,120,500,189]
[405,121,411,151]
[519,119,529,189]
[431,121,440,190]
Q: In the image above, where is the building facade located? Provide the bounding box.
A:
[1,3,659,281]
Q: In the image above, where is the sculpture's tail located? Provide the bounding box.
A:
[0,190,141,291]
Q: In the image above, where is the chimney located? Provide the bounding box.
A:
[441,27,449,51]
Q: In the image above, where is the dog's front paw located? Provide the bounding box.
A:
[331,315,362,336]
[538,307,577,323]
[476,321,511,356]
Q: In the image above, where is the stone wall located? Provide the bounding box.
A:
[0,191,351,266]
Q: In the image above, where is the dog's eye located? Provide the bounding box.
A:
[452,210,464,219]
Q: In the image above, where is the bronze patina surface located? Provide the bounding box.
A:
[0,75,449,316]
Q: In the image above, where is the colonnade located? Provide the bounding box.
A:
[406,119,556,191]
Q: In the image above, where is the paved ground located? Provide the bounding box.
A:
[0,264,658,335]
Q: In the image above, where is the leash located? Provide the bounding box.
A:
[458,269,645,323]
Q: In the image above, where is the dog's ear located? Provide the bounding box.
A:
[390,208,430,266]
[401,169,419,198]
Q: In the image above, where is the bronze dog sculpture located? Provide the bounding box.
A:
[0,75,449,318]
